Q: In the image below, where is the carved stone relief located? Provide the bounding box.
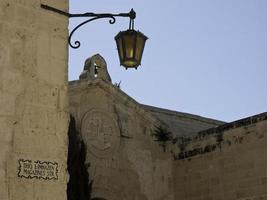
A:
[81,109,119,158]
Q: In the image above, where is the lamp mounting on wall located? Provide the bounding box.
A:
[41,4,148,69]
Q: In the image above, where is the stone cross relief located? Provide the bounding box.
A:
[87,116,113,151]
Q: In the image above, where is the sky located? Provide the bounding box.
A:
[68,0,267,122]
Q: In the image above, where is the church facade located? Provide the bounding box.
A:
[69,54,267,200]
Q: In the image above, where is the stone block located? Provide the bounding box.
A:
[255,185,267,197]
[9,178,34,200]
[33,181,67,200]
[0,170,8,200]
[0,92,15,115]
[50,18,69,40]
[37,59,51,83]
[36,11,53,32]
[37,85,59,108]
[2,68,24,95]
[0,42,10,68]
[49,59,68,85]
[0,117,12,135]
[236,187,256,199]
[13,127,63,157]
[238,177,260,189]
[51,38,68,61]
[0,1,15,23]
[20,105,59,133]
[0,131,13,154]
[0,127,13,148]
[261,176,267,185]
[20,82,59,107]
[8,26,37,76]
[37,30,50,53]
[58,87,69,111]
[0,142,11,169]
[55,113,69,135]
[14,5,37,28]
[10,0,39,8]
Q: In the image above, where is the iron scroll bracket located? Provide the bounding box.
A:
[41,4,136,49]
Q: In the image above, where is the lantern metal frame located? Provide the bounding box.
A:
[115,29,148,69]
[41,4,136,49]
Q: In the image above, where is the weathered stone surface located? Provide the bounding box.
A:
[69,70,173,200]
[0,0,69,200]
[173,118,267,200]
[69,56,267,200]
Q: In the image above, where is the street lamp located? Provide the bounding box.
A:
[41,4,148,70]
[115,16,148,69]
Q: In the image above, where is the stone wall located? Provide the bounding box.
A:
[69,79,175,200]
[69,59,267,199]
[0,0,69,199]
[173,114,267,200]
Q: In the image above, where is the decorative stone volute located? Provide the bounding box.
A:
[79,54,112,82]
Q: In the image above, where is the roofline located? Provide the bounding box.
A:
[68,79,162,126]
[141,104,225,125]
[198,111,267,137]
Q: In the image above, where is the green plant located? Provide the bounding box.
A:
[152,126,173,152]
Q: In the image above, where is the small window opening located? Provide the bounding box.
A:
[94,62,100,77]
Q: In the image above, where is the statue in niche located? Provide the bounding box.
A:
[79,54,112,82]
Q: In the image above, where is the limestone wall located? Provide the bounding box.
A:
[0,1,69,199]
[69,68,267,200]
[173,115,267,200]
[69,79,175,200]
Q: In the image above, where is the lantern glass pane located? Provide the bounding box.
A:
[116,36,124,61]
[123,34,135,59]
[134,34,145,62]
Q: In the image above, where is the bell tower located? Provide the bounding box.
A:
[79,54,112,82]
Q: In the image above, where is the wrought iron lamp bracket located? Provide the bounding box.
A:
[41,4,136,49]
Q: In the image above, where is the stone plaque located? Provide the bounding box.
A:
[18,159,58,180]
[81,109,119,157]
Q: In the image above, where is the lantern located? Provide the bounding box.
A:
[115,29,148,69]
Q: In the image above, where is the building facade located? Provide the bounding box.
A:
[0,1,69,199]
[69,54,267,200]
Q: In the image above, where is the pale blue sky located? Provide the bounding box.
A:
[68,0,267,122]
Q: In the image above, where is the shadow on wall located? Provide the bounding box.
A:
[67,116,92,200]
